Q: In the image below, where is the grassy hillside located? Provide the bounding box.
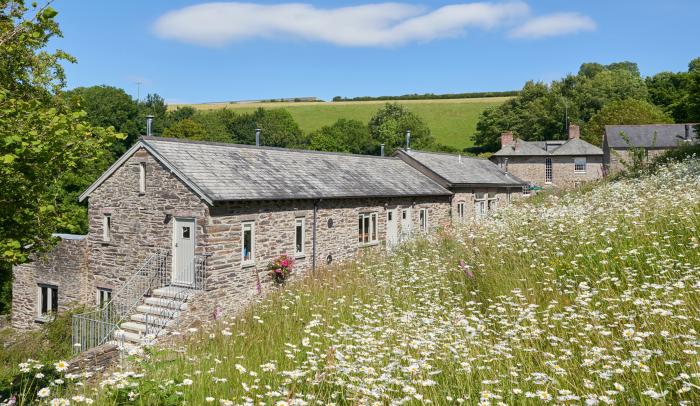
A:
[170,97,510,149]
[19,158,699,405]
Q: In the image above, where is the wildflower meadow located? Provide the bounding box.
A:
[8,158,700,405]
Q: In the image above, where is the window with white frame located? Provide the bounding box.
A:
[102,214,111,242]
[242,221,255,265]
[457,202,465,220]
[419,208,428,232]
[474,192,487,218]
[487,192,498,212]
[97,288,112,308]
[545,158,553,183]
[522,185,531,196]
[358,213,378,244]
[37,284,58,319]
[574,157,586,173]
[294,218,305,257]
[139,162,146,194]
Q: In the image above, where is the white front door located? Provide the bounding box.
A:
[400,208,412,241]
[172,218,195,287]
[386,209,398,249]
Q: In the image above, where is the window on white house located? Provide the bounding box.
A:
[242,222,255,265]
[358,213,378,244]
[97,288,112,308]
[419,208,428,232]
[294,218,305,257]
[102,214,111,242]
[574,157,586,173]
[457,203,465,220]
[545,158,553,183]
[37,285,58,319]
[139,162,146,194]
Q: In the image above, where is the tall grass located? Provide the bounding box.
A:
[7,159,700,405]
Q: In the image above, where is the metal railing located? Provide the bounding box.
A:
[71,250,169,354]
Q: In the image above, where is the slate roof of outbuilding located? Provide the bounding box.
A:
[605,124,698,148]
[80,137,451,204]
[396,150,525,187]
[492,138,603,156]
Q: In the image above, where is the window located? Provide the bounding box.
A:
[97,288,112,308]
[37,285,58,319]
[358,213,378,244]
[419,208,428,232]
[574,157,586,173]
[102,214,111,242]
[294,218,305,257]
[402,210,407,220]
[457,203,465,220]
[474,193,487,219]
[139,162,146,194]
[522,185,531,196]
[182,226,191,239]
[242,222,255,265]
[487,192,497,212]
[545,158,553,184]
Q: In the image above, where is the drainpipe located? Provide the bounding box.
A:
[312,199,319,273]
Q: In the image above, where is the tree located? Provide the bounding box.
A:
[162,118,208,140]
[168,106,196,123]
[368,103,434,154]
[581,99,673,145]
[0,1,119,288]
[686,57,700,123]
[309,119,376,154]
[228,108,305,147]
[646,71,690,122]
[139,93,167,135]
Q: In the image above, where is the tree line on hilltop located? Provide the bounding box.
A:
[331,90,520,102]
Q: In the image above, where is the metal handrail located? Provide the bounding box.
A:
[71,250,169,353]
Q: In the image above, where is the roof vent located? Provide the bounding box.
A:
[380,143,385,157]
[405,130,411,151]
[255,128,261,146]
[146,115,154,137]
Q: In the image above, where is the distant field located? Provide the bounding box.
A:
[169,97,511,149]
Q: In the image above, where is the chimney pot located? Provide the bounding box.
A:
[380,143,385,157]
[568,124,580,140]
[405,130,411,151]
[255,128,261,146]
[500,131,514,147]
[146,115,154,137]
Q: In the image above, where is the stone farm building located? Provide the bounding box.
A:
[603,123,698,172]
[12,136,533,351]
[490,125,604,189]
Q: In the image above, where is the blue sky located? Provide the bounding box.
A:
[51,1,700,104]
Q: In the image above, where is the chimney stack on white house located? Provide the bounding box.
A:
[405,130,411,151]
[568,124,580,140]
[255,128,261,146]
[500,131,514,147]
[146,115,154,137]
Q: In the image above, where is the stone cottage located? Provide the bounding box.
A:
[490,125,604,189]
[12,137,460,349]
[603,123,698,172]
[394,149,526,220]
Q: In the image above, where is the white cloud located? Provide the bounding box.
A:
[509,12,596,39]
[153,2,531,47]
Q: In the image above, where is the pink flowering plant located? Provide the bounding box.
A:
[267,254,294,284]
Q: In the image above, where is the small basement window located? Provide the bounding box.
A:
[358,213,378,245]
[102,214,111,242]
[419,208,428,232]
[574,157,587,173]
[37,284,58,320]
[97,288,112,308]
[139,162,146,194]
[294,218,305,257]
[242,221,255,265]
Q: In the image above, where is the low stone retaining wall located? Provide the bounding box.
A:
[67,343,120,374]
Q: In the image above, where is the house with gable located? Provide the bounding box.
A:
[490,125,604,189]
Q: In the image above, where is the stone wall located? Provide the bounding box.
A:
[492,155,604,189]
[451,186,518,223]
[86,149,209,294]
[605,147,670,173]
[179,195,451,326]
[11,237,89,329]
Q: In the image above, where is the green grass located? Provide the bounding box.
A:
[170,97,510,150]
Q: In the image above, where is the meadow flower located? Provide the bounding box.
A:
[54,360,69,372]
[37,387,50,398]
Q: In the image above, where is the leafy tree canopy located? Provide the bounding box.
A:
[368,103,434,154]
[309,119,376,154]
[581,99,673,145]
[162,118,208,140]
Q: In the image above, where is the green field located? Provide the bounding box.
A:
[170,97,510,149]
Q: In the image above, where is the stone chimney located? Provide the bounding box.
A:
[568,124,580,140]
[500,131,514,147]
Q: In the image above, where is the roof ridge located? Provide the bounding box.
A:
[141,136,397,160]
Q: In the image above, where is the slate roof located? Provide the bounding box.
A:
[605,124,698,148]
[396,150,525,187]
[80,137,451,204]
[492,137,602,157]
